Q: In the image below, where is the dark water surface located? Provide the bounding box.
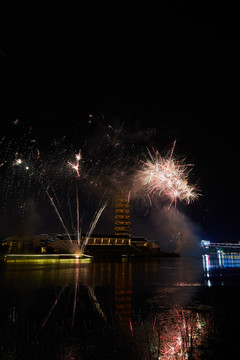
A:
[1,256,240,359]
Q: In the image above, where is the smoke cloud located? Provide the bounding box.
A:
[133,202,202,257]
[18,199,41,239]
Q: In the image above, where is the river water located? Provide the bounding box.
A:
[1,256,240,359]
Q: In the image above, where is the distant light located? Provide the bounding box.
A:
[201,240,210,247]
[25,166,29,170]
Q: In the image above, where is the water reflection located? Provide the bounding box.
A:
[114,262,132,317]
[203,253,240,271]
[126,307,212,360]
[0,259,223,359]
[202,253,240,288]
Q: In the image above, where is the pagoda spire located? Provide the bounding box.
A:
[114,189,131,237]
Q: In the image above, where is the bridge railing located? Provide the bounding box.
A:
[201,240,240,249]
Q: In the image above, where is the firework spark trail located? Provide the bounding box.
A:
[87,286,106,321]
[138,141,199,207]
[0,136,5,146]
[0,160,7,167]
[46,188,72,242]
[72,266,80,329]
[127,190,131,203]
[42,285,67,329]
[72,287,77,327]
[170,139,176,159]
[49,185,70,228]
[46,182,107,254]
[76,185,81,246]
[67,195,75,233]
[81,202,107,251]
[68,150,81,177]
[112,121,125,145]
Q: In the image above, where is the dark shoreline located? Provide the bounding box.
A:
[85,245,180,262]
[0,249,180,263]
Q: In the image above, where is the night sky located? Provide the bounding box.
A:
[1,5,240,246]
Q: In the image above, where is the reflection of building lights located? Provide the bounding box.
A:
[218,250,223,267]
[203,254,210,271]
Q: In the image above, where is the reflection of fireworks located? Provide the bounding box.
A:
[127,307,209,360]
[138,141,199,207]
[42,280,106,330]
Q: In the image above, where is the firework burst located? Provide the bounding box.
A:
[67,150,81,177]
[138,141,199,207]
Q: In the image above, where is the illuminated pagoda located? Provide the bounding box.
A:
[114,190,131,238]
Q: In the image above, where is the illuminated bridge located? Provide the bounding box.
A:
[201,240,240,269]
[201,240,240,254]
